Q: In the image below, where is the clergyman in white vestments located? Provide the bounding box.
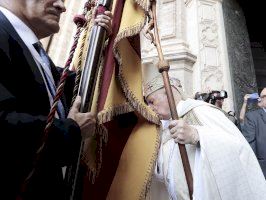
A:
[144,75,266,200]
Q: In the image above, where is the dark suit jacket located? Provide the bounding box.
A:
[242,108,266,178]
[0,11,81,199]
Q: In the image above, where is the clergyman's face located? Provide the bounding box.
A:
[22,0,66,38]
[146,88,171,120]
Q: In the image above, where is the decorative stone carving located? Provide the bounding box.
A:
[200,22,218,46]
[198,0,224,91]
[158,0,176,39]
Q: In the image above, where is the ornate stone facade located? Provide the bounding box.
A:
[46,0,257,114]
[142,0,236,112]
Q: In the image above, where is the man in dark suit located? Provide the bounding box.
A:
[0,0,112,199]
[242,87,266,178]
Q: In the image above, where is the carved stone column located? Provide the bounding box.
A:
[186,0,235,112]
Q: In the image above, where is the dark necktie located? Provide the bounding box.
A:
[33,42,66,119]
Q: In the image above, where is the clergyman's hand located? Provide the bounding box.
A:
[169,119,199,145]
[68,96,96,139]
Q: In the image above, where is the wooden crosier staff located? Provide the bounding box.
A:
[145,0,193,199]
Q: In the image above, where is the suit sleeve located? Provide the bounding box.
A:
[242,112,256,153]
[0,48,81,166]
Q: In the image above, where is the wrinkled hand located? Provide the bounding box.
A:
[169,119,199,145]
[94,10,113,36]
[68,96,96,139]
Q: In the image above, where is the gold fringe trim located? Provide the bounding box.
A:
[134,0,149,11]
[81,123,108,183]
[97,103,134,124]
[113,18,146,52]
[118,74,160,125]
[140,125,161,199]
[112,16,160,125]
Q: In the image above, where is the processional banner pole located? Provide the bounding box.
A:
[67,0,113,199]
[146,0,193,198]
